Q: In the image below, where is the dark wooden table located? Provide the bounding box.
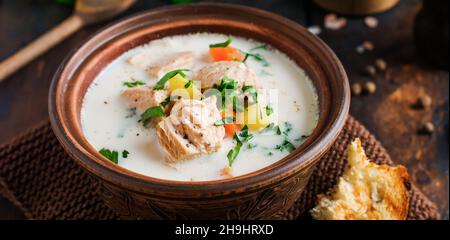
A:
[0,0,448,219]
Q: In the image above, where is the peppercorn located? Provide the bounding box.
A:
[414,95,432,109]
[365,65,377,77]
[364,81,377,94]
[419,122,435,135]
[374,58,387,72]
[351,83,362,96]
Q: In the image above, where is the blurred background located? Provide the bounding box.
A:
[0,0,448,219]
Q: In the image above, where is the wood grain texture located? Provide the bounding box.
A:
[0,0,448,219]
[0,15,83,81]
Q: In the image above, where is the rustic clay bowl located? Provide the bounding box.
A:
[49,3,350,220]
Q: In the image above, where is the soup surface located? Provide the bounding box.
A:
[81,33,319,181]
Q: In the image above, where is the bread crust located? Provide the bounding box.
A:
[310,138,410,220]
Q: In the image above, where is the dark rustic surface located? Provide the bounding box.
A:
[0,0,448,219]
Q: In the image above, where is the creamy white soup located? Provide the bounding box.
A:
[81,33,319,181]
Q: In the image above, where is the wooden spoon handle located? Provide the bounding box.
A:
[0,15,84,82]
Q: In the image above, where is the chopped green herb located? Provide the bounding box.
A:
[122,150,129,158]
[242,85,258,103]
[99,148,119,164]
[265,105,273,116]
[214,116,236,126]
[212,76,243,113]
[209,37,233,48]
[275,138,296,153]
[160,96,171,108]
[227,125,253,166]
[123,80,145,88]
[250,44,269,52]
[242,51,270,67]
[236,125,253,143]
[153,69,190,90]
[294,135,310,142]
[184,80,193,88]
[227,142,242,167]
[282,122,293,136]
[261,123,275,133]
[261,123,275,130]
[214,76,238,91]
[139,106,164,124]
[267,152,273,156]
[247,143,258,149]
[260,123,282,136]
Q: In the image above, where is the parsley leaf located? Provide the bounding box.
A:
[247,143,258,149]
[209,37,233,48]
[227,142,242,167]
[242,85,258,103]
[275,138,296,153]
[227,125,253,166]
[160,96,171,108]
[242,52,270,67]
[139,106,164,124]
[250,44,268,51]
[214,116,236,126]
[282,122,293,136]
[294,134,311,142]
[212,76,243,113]
[99,148,119,164]
[214,76,238,91]
[265,105,273,116]
[154,69,190,90]
[122,150,130,158]
[260,123,282,136]
[184,80,193,88]
[123,80,145,88]
[236,125,253,142]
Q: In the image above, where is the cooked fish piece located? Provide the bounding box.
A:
[174,96,225,153]
[155,96,225,161]
[193,61,261,89]
[310,138,410,220]
[121,86,168,112]
[146,51,195,78]
[156,117,202,162]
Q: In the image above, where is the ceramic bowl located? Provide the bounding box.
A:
[49,3,350,219]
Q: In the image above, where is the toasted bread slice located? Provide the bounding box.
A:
[310,138,410,220]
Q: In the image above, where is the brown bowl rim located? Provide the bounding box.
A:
[49,3,350,193]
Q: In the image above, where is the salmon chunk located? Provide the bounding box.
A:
[156,118,202,161]
[146,51,195,78]
[155,96,225,161]
[121,86,168,112]
[192,61,261,89]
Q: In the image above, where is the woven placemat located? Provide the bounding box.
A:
[0,116,440,220]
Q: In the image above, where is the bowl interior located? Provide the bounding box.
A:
[49,3,349,192]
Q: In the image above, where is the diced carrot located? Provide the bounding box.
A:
[221,112,242,137]
[224,123,242,137]
[209,47,245,62]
